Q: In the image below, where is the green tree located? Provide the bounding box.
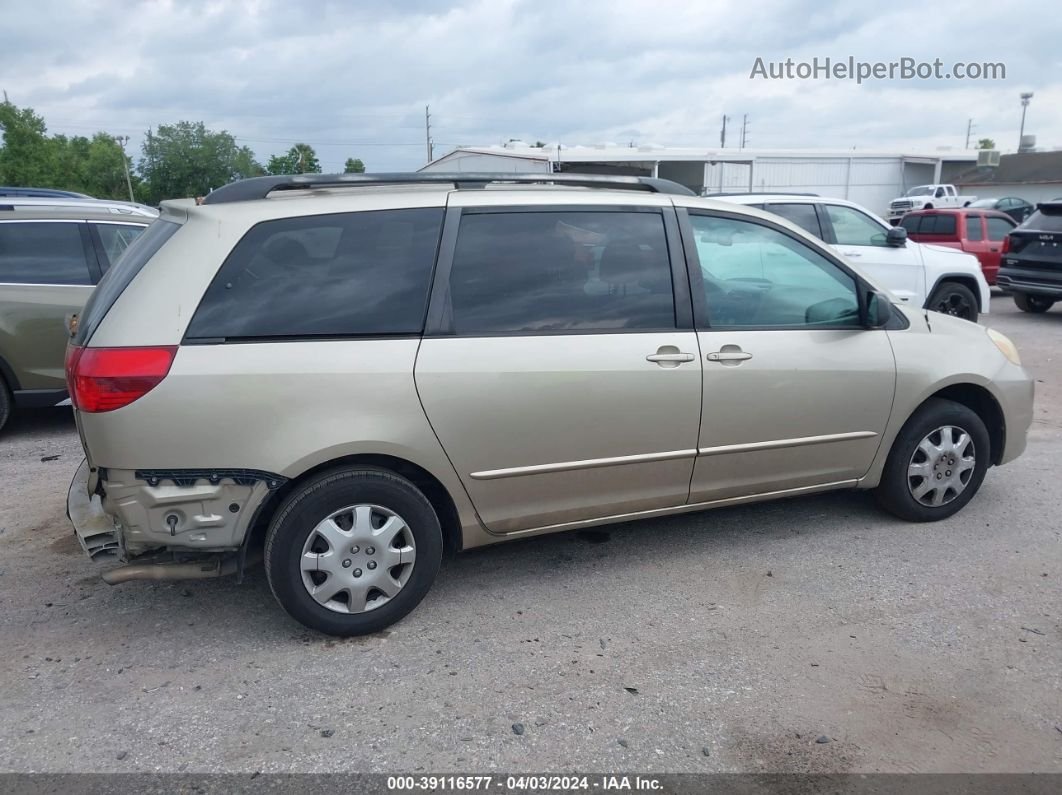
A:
[0,100,58,187]
[343,157,366,173]
[266,143,321,175]
[138,121,263,204]
[977,138,996,150]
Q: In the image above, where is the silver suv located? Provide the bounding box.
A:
[66,173,1034,636]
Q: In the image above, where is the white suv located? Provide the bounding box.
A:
[715,194,990,322]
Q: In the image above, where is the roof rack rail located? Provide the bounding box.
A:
[201,172,695,204]
[701,191,820,197]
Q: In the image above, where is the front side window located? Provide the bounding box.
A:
[824,205,889,247]
[186,208,444,340]
[986,216,1015,240]
[94,223,147,271]
[446,210,675,334]
[965,215,984,241]
[689,214,859,329]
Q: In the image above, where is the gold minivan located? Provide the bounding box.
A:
[65,174,1033,635]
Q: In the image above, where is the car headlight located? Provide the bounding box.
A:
[987,328,1021,366]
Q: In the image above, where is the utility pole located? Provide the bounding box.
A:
[425,105,433,163]
[1018,92,1033,151]
[965,118,975,149]
[740,114,749,149]
[113,135,135,203]
[720,115,730,149]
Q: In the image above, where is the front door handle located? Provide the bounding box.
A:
[707,347,753,365]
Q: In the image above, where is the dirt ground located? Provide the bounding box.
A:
[0,295,1059,774]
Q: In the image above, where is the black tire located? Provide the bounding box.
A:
[874,398,991,522]
[264,467,443,636]
[1013,293,1054,314]
[927,281,978,322]
[0,378,11,434]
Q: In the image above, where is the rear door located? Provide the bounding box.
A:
[0,220,97,392]
[680,208,895,502]
[822,203,924,305]
[982,215,1015,284]
[415,197,702,534]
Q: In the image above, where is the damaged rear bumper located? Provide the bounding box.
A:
[67,458,123,560]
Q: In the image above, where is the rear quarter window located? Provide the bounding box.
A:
[185,208,444,340]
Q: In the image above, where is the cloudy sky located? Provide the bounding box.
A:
[2,0,1060,172]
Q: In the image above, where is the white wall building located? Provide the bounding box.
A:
[420,143,979,218]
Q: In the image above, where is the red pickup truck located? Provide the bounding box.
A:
[899,208,1016,285]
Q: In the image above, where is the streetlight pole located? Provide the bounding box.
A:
[114,135,135,203]
[1018,92,1033,152]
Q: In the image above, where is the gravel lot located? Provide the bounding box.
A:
[0,295,1059,775]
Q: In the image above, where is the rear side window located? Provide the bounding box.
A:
[0,221,91,284]
[766,203,822,238]
[965,215,983,241]
[93,223,146,271]
[186,209,443,340]
[73,220,179,346]
[986,216,1014,241]
[445,210,675,334]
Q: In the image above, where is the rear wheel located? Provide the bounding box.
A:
[264,467,443,636]
[875,398,990,522]
[1013,293,1054,313]
[0,379,11,434]
[928,281,978,322]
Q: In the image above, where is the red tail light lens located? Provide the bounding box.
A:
[65,346,177,413]
[1001,235,1011,254]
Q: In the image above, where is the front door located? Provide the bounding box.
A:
[415,203,702,533]
[822,203,925,306]
[682,210,896,503]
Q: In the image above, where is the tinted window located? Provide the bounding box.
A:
[187,209,444,340]
[94,223,147,271]
[824,205,889,246]
[766,203,821,238]
[689,214,858,328]
[447,211,674,334]
[910,214,957,236]
[0,221,91,284]
[900,215,922,233]
[986,216,1015,240]
[73,220,179,346]
[965,215,983,241]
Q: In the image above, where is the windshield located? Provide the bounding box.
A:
[905,186,935,197]
[968,198,995,208]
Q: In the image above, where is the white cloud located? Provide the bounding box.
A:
[1,0,1058,172]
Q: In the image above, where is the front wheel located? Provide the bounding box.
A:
[928,281,978,322]
[1013,293,1055,313]
[875,398,990,522]
[264,467,443,636]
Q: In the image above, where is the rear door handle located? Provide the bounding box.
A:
[646,352,695,363]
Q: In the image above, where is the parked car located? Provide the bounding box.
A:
[715,193,989,321]
[66,173,1032,636]
[887,184,977,223]
[967,196,1035,224]
[0,208,150,432]
[0,196,158,218]
[0,186,93,199]
[997,200,1062,313]
[899,208,1015,285]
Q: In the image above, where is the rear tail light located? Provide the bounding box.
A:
[65,346,178,412]
[1001,235,1011,254]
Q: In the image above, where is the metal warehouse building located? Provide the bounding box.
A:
[420,143,979,218]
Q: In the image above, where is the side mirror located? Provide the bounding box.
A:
[865,290,892,328]
[886,226,907,247]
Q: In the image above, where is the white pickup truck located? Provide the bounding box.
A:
[887,184,977,223]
